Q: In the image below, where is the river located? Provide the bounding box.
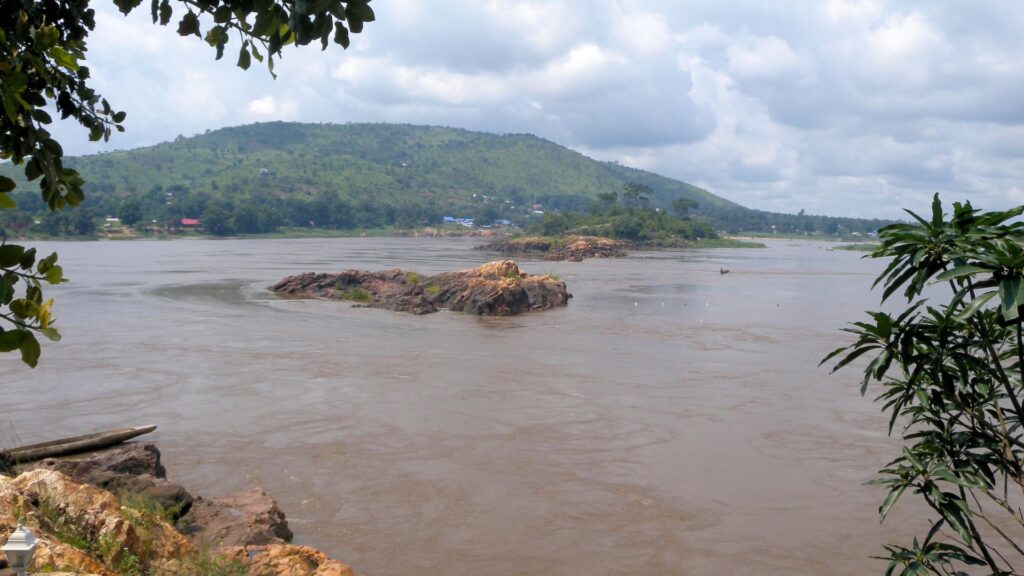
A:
[0,237,917,575]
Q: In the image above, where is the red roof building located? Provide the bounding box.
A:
[180,218,200,226]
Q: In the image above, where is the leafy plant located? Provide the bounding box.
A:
[171,548,250,576]
[340,287,372,302]
[0,244,65,366]
[37,500,92,551]
[423,283,440,295]
[824,194,1024,574]
[405,271,422,284]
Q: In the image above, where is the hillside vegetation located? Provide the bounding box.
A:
[0,122,892,237]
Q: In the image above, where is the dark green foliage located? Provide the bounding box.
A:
[622,182,651,209]
[672,197,698,218]
[0,122,893,238]
[824,194,1024,575]
[119,200,143,226]
[532,206,716,241]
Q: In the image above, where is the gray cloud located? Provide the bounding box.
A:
[46,0,1024,219]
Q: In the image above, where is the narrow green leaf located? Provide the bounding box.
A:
[999,277,1023,320]
[955,291,996,321]
[934,265,990,282]
[879,484,906,521]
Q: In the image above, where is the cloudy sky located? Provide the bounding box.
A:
[52,0,1024,219]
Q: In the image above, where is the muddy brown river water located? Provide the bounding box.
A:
[0,237,920,575]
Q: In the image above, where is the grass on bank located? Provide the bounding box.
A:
[832,243,879,252]
[697,237,766,248]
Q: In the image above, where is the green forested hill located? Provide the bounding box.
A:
[0,122,890,236]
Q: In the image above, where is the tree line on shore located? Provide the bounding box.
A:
[0,123,893,239]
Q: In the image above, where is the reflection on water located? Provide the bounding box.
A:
[1,238,916,575]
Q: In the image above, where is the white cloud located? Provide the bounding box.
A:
[245,95,295,119]
[726,36,806,79]
[44,0,1024,219]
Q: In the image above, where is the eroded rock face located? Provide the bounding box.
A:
[180,487,293,547]
[270,259,571,315]
[0,469,192,575]
[477,235,628,262]
[221,544,354,576]
[0,466,354,576]
[32,443,193,518]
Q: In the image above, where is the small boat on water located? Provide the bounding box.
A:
[6,425,157,463]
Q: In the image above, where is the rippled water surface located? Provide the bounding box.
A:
[1,237,918,574]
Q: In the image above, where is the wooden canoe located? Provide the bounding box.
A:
[7,425,157,463]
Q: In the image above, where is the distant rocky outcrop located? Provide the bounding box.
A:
[0,444,353,576]
[270,260,571,315]
[477,235,628,262]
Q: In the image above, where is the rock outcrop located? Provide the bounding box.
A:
[270,259,571,315]
[0,445,353,576]
[477,235,628,262]
[32,443,193,518]
[181,487,293,546]
[0,468,192,575]
[221,544,354,576]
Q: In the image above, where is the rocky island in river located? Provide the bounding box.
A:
[270,260,570,316]
[476,235,629,262]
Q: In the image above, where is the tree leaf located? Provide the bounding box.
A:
[0,244,25,267]
[999,276,1023,320]
[934,265,990,282]
[47,46,80,71]
[19,331,40,367]
[237,44,251,70]
[0,329,24,352]
[0,175,15,194]
[178,12,200,37]
[954,291,996,322]
[879,484,906,522]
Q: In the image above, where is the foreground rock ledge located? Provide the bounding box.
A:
[0,444,352,576]
[270,260,571,316]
